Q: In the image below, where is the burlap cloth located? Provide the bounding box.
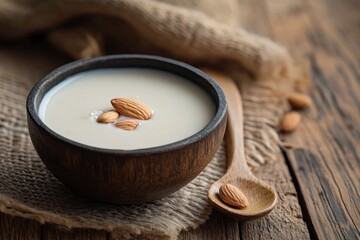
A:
[0,0,308,239]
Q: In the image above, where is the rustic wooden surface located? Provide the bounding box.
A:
[1,0,359,239]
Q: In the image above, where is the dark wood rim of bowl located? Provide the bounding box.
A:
[26,54,227,155]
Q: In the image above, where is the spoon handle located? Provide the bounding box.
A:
[203,69,253,179]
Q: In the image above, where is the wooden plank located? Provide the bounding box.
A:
[0,210,238,240]
[179,211,239,239]
[0,213,109,240]
[42,224,108,240]
[264,0,360,239]
[178,210,240,240]
[0,212,42,240]
[235,0,310,239]
[314,0,360,65]
[241,154,311,239]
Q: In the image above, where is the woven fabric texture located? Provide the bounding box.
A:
[0,0,304,239]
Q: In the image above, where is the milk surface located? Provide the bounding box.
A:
[39,68,215,150]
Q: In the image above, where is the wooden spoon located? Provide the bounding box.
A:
[204,69,277,221]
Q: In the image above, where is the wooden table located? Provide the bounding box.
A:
[1,0,359,239]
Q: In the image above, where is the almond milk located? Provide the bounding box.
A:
[39,68,215,150]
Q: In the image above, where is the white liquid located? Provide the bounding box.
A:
[39,68,215,150]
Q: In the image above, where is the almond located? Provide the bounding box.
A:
[280,111,301,132]
[219,183,249,208]
[111,98,152,120]
[115,119,140,131]
[96,110,119,124]
[288,93,312,109]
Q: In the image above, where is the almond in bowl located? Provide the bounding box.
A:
[38,67,216,150]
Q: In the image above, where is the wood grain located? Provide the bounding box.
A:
[0,213,42,240]
[264,0,360,239]
[237,0,311,238]
[241,160,311,239]
[42,225,108,240]
[179,211,240,240]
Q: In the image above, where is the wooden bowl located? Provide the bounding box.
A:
[26,55,227,204]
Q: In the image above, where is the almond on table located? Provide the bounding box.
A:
[287,93,312,109]
[280,111,301,132]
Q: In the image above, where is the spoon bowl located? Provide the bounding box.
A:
[208,178,277,220]
[204,69,277,221]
